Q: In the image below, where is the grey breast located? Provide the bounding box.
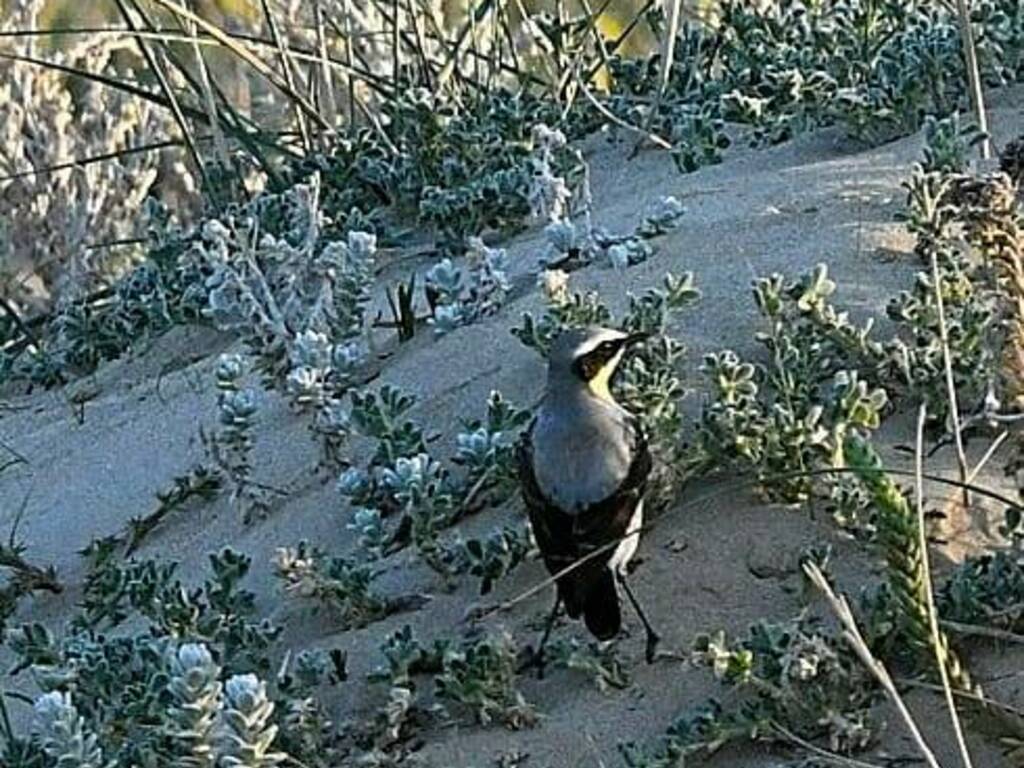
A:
[531,396,635,513]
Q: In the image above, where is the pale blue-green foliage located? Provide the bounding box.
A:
[447,523,532,596]
[426,240,512,336]
[167,643,222,768]
[938,551,1024,630]
[454,390,532,485]
[336,383,444,560]
[13,547,327,768]
[33,692,106,768]
[545,638,629,692]
[6,0,1024,393]
[539,194,680,271]
[338,386,533,588]
[349,385,426,466]
[380,453,447,507]
[607,0,1024,163]
[196,179,377,395]
[337,466,373,504]
[921,113,987,174]
[635,196,686,239]
[347,506,386,558]
[220,674,286,768]
[210,354,265,521]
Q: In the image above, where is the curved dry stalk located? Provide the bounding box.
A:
[770,721,892,768]
[575,75,672,150]
[145,0,330,130]
[473,464,1024,624]
[803,562,945,768]
[915,404,975,768]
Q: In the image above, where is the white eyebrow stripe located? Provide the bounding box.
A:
[572,329,628,358]
[573,331,626,362]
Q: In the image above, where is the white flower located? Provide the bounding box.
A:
[538,269,569,303]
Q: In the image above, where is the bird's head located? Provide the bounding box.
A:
[548,326,647,402]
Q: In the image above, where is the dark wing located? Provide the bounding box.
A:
[517,418,652,624]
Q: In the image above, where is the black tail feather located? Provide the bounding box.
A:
[582,569,621,640]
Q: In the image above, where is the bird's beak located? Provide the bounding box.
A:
[623,332,649,348]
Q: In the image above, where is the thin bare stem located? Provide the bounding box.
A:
[575,75,672,150]
[967,431,1009,483]
[954,0,991,160]
[313,1,338,129]
[941,619,1024,645]
[146,0,330,130]
[770,721,891,768]
[931,250,971,507]
[185,0,231,171]
[803,562,945,768]
[259,0,311,151]
[915,404,975,768]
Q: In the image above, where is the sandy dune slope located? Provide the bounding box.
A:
[3,87,1024,766]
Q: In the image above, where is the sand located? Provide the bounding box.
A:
[3,86,1024,766]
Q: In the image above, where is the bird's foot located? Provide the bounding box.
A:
[644,631,661,665]
[518,646,548,679]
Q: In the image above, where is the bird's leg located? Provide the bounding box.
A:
[617,573,660,664]
[522,596,561,679]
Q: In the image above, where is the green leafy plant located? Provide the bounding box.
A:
[939,550,1024,631]
[203,354,271,523]
[622,614,878,766]
[699,265,889,507]
[434,633,537,729]
[125,464,223,555]
[7,546,349,767]
[846,434,1024,748]
[272,542,418,629]
[545,638,629,692]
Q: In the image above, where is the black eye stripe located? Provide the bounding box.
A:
[572,341,623,380]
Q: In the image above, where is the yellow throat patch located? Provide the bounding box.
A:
[586,350,623,402]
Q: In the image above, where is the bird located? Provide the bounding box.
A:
[517,326,660,667]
